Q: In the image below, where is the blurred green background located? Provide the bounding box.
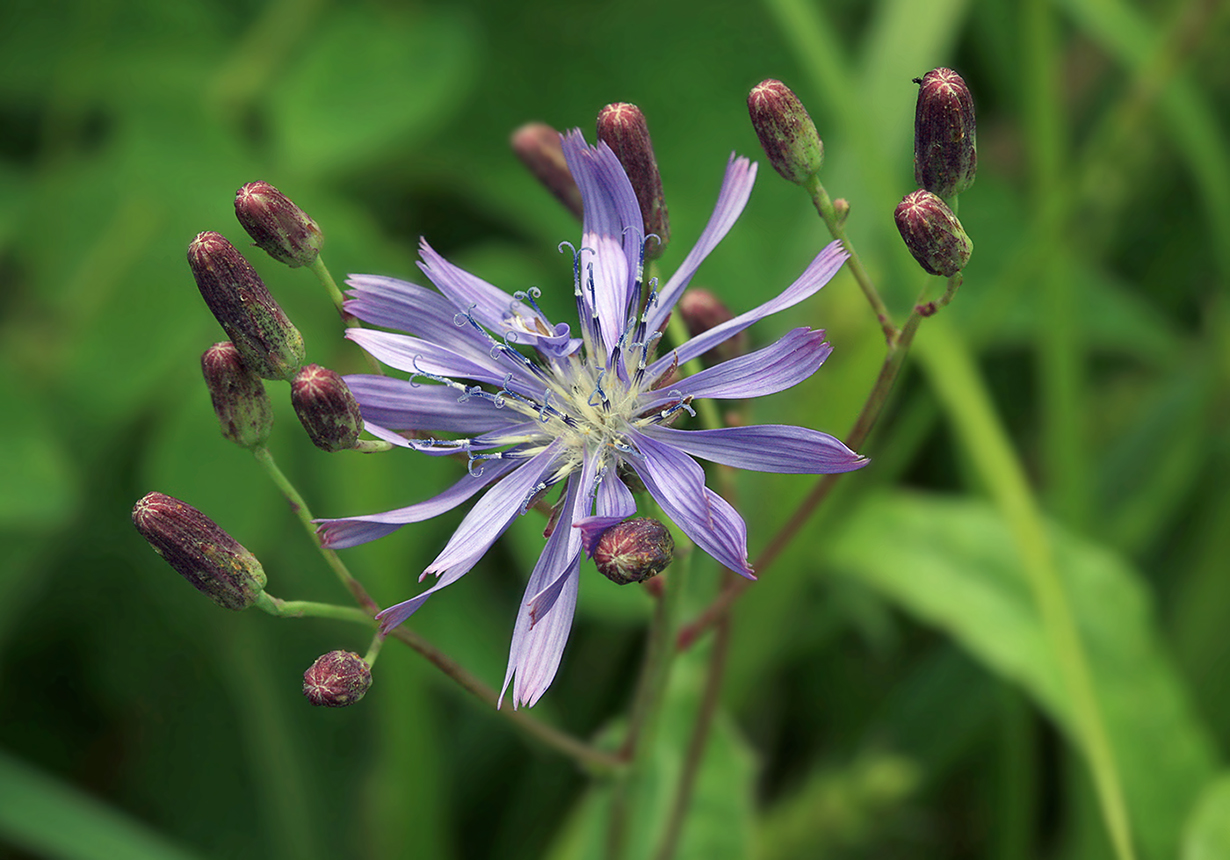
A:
[2,0,1229,858]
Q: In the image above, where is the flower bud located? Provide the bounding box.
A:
[234,181,323,268]
[913,68,977,199]
[894,189,972,277]
[511,123,584,221]
[596,103,670,257]
[747,79,824,184]
[187,231,305,381]
[593,517,674,585]
[201,342,274,449]
[132,492,267,610]
[678,288,747,363]
[291,364,363,452]
[303,651,372,707]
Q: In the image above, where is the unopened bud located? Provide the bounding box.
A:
[303,651,372,707]
[291,364,363,452]
[133,492,266,610]
[913,68,977,198]
[833,198,850,226]
[895,190,972,277]
[748,80,824,184]
[678,288,747,362]
[512,123,584,221]
[234,181,323,268]
[594,518,674,585]
[596,103,669,257]
[187,232,305,381]
[202,342,273,449]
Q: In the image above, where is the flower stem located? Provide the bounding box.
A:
[251,445,380,614]
[255,593,376,625]
[803,173,895,343]
[607,540,692,860]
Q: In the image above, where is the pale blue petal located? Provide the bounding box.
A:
[642,425,868,474]
[316,457,520,549]
[344,374,523,434]
[644,155,757,333]
[627,431,754,578]
[644,241,848,383]
[641,328,831,408]
[343,275,488,349]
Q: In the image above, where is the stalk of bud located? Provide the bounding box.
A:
[596,103,670,257]
[511,123,584,221]
[132,492,267,610]
[187,231,305,381]
[747,79,824,184]
[678,288,747,363]
[895,190,972,277]
[234,181,323,268]
[303,651,372,707]
[201,342,273,449]
[291,364,363,452]
[913,68,977,199]
[593,518,675,585]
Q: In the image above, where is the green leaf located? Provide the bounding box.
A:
[1182,774,1230,860]
[546,643,757,860]
[826,491,1218,860]
[0,748,207,860]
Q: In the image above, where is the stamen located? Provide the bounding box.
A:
[658,391,696,420]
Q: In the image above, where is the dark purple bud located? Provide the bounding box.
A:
[291,364,363,452]
[201,342,274,449]
[895,189,972,277]
[678,288,747,363]
[303,651,372,707]
[593,518,675,585]
[187,231,305,381]
[748,79,824,184]
[913,68,977,198]
[234,181,323,268]
[133,492,267,610]
[597,103,670,257]
[511,123,584,221]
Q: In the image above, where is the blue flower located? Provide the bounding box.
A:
[317,131,867,707]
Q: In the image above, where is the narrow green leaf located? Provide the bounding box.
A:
[0,748,207,860]
[827,491,1218,860]
[1182,774,1230,860]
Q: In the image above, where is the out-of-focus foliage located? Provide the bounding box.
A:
[1,0,1227,858]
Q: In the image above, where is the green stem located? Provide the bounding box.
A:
[255,593,376,625]
[608,542,692,860]
[917,318,1136,860]
[251,445,380,613]
[803,173,895,343]
[310,254,385,376]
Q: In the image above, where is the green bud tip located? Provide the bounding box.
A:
[187,231,305,381]
[596,103,670,257]
[132,492,267,611]
[678,288,747,363]
[913,67,977,199]
[511,123,584,222]
[291,364,363,452]
[303,651,372,707]
[201,342,274,449]
[894,189,972,277]
[747,79,824,185]
[593,517,675,585]
[234,180,323,268]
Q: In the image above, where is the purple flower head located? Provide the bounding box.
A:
[317,131,867,708]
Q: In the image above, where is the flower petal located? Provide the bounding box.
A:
[627,431,754,578]
[500,474,586,708]
[645,241,848,382]
[344,374,524,434]
[344,275,489,350]
[644,155,757,333]
[374,441,565,632]
[642,328,832,407]
[562,131,645,355]
[642,425,868,473]
[315,457,520,549]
